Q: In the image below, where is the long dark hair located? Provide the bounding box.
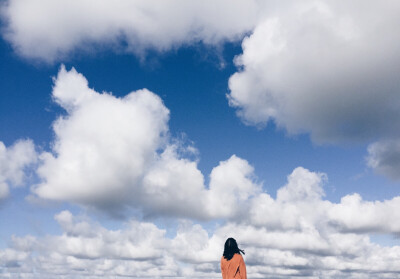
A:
[223,238,245,260]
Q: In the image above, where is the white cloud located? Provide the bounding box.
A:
[228,1,400,144]
[51,211,167,261]
[249,167,330,230]
[34,65,171,212]
[206,154,261,219]
[1,0,262,62]
[0,139,37,200]
[276,167,326,202]
[141,146,207,219]
[33,66,260,219]
[248,167,400,235]
[328,193,400,233]
[170,221,221,264]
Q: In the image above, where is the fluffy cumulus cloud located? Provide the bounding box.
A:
[0,139,37,200]
[228,0,400,144]
[33,66,260,219]
[1,0,262,62]
[34,65,170,212]
[206,154,261,219]
[4,167,400,278]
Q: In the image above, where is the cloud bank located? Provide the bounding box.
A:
[4,167,400,278]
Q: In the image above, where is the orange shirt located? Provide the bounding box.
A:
[220,253,247,279]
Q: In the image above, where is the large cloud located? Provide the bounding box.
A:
[222,1,400,179]
[34,65,172,213]
[5,167,400,278]
[1,0,262,62]
[228,0,400,144]
[33,66,260,219]
[0,139,37,200]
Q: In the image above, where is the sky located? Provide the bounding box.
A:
[1,0,400,278]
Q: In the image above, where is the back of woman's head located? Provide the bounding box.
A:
[223,238,245,261]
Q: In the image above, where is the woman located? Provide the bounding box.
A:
[220,238,247,279]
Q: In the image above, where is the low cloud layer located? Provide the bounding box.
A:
[0,139,36,200]
[4,167,400,278]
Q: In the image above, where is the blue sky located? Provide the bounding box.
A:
[1,1,400,278]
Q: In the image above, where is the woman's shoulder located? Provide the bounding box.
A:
[221,253,243,262]
[229,253,243,261]
[233,253,245,263]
